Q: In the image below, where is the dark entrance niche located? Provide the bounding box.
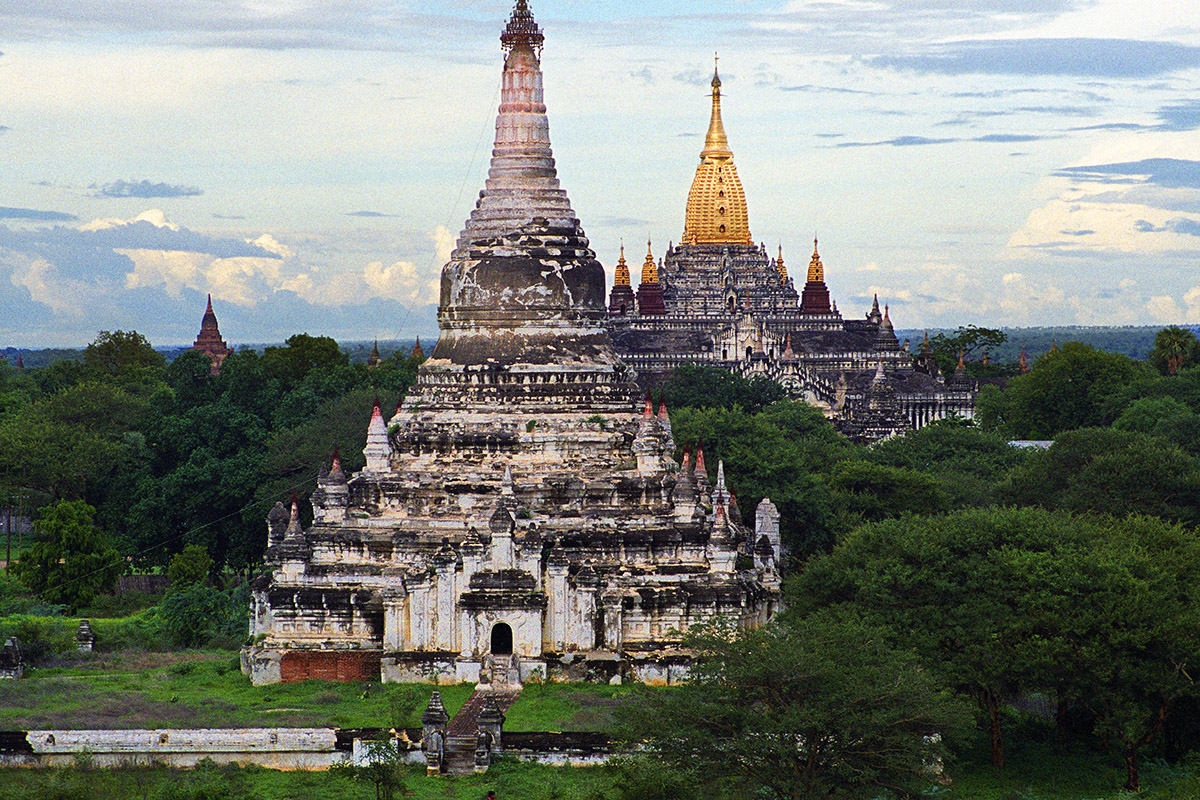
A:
[490,622,513,655]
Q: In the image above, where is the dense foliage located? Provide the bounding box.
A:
[6,324,1200,796]
[0,332,423,571]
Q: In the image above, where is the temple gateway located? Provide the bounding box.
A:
[242,1,782,687]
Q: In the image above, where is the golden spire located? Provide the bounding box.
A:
[776,244,787,284]
[682,56,751,246]
[641,240,658,284]
[807,237,824,283]
[701,58,732,160]
[614,244,630,287]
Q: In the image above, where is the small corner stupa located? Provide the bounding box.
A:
[192,294,232,375]
[244,0,781,687]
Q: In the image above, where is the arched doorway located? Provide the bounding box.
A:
[490,622,513,655]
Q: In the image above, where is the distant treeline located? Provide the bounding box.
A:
[895,326,1196,363]
[1,339,424,370]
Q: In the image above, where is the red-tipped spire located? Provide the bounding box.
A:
[657,394,669,420]
[371,395,383,419]
[680,447,692,474]
[331,446,341,473]
[695,440,706,475]
[642,388,653,418]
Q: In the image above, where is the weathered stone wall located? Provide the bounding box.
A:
[0,728,341,770]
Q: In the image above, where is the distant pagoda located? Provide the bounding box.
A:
[192,294,232,375]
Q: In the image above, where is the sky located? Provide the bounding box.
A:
[2,0,1200,348]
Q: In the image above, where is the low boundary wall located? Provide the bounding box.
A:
[0,728,618,770]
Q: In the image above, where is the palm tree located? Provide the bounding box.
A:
[1149,326,1199,375]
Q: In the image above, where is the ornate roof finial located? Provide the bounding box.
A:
[641,240,658,284]
[614,244,630,287]
[411,336,424,360]
[501,0,543,54]
[776,243,787,284]
[807,237,824,283]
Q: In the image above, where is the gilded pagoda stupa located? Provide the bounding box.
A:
[243,1,782,687]
[606,64,976,439]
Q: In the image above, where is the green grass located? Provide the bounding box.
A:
[0,759,620,800]
[503,681,640,732]
[0,651,475,730]
[939,735,1200,799]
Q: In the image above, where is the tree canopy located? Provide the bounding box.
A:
[14,500,123,611]
[625,611,971,800]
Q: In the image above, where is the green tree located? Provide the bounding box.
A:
[930,325,1007,376]
[160,583,228,647]
[331,733,408,800]
[793,507,1200,785]
[1148,325,1199,375]
[167,543,213,587]
[670,401,857,557]
[14,500,123,611]
[261,333,348,389]
[869,418,1027,508]
[662,364,785,413]
[977,341,1152,438]
[84,330,165,378]
[625,611,970,800]
[999,427,1200,525]
[828,460,949,527]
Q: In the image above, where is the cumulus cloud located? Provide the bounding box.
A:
[0,206,77,221]
[94,179,202,199]
[869,39,1200,78]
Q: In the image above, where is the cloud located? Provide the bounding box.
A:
[0,125,9,134]
[0,206,77,221]
[868,39,1200,78]
[779,84,879,95]
[94,179,203,199]
[1054,159,1200,190]
[1156,100,1200,131]
[673,68,726,86]
[347,210,395,217]
[213,213,246,220]
[972,133,1046,143]
[834,135,958,148]
[596,216,650,228]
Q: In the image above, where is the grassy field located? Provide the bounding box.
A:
[0,651,476,730]
[0,759,623,800]
[0,649,639,732]
[4,648,1200,798]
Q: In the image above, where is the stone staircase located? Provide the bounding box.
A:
[441,678,522,776]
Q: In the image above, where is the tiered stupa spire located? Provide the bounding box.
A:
[608,243,636,315]
[799,237,832,315]
[636,241,666,315]
[412,0,636,413]
[191,294,232,375]
[682,58,752,245]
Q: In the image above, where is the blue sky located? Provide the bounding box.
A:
[1,0,1199,347]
